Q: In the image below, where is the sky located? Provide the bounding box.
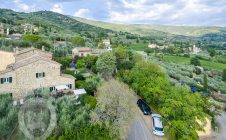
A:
[0,0,226,26]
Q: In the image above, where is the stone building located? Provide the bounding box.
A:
[21,23,38,33]
[72,47,92,57]
[189,45,201,54]
[72,47,112,58]
[0,47,75,99]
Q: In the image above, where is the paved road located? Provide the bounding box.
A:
[127,117,154,140]
[127,109,165,140]
[216,111,226,140]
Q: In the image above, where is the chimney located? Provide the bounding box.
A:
[42,46,45,51]
[15,47,19,54]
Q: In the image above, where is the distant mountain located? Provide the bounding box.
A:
[73,17,226,37]
[0,8,225,45]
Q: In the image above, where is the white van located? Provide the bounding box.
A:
[151,114,164,136]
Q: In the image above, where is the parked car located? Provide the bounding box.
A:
[151,114,164,136]
[137,99,151,115]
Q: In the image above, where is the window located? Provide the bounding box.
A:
[49,86,56,92]
[0,77,12,84]
[36,72,45,78]
[67,84,72,89]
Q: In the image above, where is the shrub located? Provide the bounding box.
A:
[222,69,226,82]
[191,57,201,66]
[80,95,97,109]
[74,73,85,80]
[62,69,74,76]
[0,94,18,139]
[75,80,85,88]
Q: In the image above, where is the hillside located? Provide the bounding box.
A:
[0,8,225,49]
[0,9,114,37]
[74,17,226,37]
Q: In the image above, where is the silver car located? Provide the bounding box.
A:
[151,114,164,136]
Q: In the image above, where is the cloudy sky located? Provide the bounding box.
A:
[0,0,226,26]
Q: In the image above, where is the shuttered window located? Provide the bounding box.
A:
[49,86,56,92]
[36,72,45,78]
[0,78,4,84]
[0,77,13,84]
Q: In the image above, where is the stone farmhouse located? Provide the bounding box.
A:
[0,47,75,99]
[72,47,112,57]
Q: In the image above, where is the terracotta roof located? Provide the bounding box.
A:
[78,47,92,52]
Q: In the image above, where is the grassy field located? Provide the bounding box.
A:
[163,55,226,71]
[215,55,226,64]
[127,44,148,51]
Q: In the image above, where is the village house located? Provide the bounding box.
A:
[72,47,92,57]
[8,33,22,40]
[72,47,112,58]
[21,23,39,33]
[148,43,168,49]
[102,39,112,51]
[189,45,201,54]
[0,47,75,99]
[148,43,159,49]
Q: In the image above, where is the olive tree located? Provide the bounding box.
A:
[96,52,116,80]
[90,80,137,139]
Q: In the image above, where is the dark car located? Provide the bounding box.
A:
[137,99,151,115]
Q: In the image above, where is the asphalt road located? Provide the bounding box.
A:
[127,117,154,140]
[127,108,165,140]
[216,111,226,140]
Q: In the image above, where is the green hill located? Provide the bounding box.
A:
[73,17,226,37]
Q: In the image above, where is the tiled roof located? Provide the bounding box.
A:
[8,55,60,70]
[14,47,36,55]
[78,47,92,52]
[61,74,76,80]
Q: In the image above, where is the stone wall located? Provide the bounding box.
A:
[0,60,75,99]
[0,51,15,71]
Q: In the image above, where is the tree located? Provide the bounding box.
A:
[47,124,113,140]
[23,34,42,44]
[96,52,116,79]
[84,55,98,69]
[80,95,97,109]
[91,80,137,139]
[222,69,226,82]
[144,48,154,55]
[84,75,102,95]
[76,59,86,69]
[203,74,208,92]
[114,47,133,70]
[191,57,201,66]
[0,94,18,139]
[207,49,216,57]
[71,35,85,46]
[54,57,72,70]
[119,61,209,140]
[56,97,90,131]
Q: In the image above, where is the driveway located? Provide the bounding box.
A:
[216,111,226,140]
